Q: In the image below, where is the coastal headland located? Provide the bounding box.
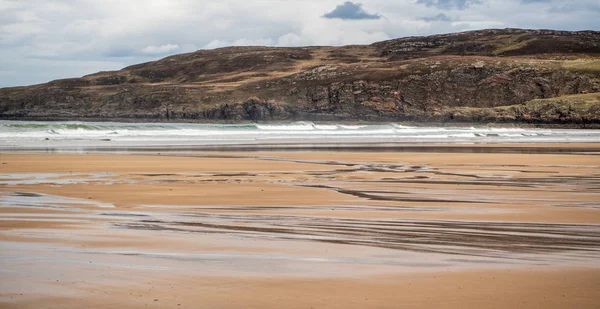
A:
[1,28,600,126]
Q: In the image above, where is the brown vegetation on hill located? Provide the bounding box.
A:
[1,28,600,125]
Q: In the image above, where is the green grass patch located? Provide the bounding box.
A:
[526,92,600,107]
[492,37,535,56]
[562,60,600,73]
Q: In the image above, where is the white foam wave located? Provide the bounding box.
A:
[1,120,600,147]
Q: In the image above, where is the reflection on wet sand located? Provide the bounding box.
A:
[1,148,599,308]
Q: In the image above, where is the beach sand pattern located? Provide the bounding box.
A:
[0,150,599,308]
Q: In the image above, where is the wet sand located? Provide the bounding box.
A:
[1,146,599,308]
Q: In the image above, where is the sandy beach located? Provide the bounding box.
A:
[1,146,599,308]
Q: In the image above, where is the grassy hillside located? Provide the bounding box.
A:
[1,28,599,125]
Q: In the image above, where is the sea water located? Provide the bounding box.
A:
[0,120,599,150]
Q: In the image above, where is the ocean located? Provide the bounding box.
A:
[1,120,599,151]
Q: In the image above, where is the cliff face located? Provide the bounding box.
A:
[1,28,600,125]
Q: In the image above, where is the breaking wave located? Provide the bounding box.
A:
[0,120,599,146]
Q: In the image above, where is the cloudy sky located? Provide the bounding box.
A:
[1,0,599,87]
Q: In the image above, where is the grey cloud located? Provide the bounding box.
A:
[104,48,135,58]
[548,3,600,13]
[323,2,382,20]
[0,13,20,25]
[421,13,452,22]
[416,0,481,10]
[521,0,550,3]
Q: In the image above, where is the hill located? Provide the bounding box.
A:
[1,28,600,125]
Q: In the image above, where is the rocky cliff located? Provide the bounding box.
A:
[1,28,600,125]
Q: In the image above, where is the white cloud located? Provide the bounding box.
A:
[203,38,278,49]
[276,33,310,47]
[141,44,180,55]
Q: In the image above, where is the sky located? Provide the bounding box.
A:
[1,0,599,87]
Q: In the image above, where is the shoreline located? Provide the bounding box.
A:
[3,116,600,129]
[2,142,600,154]
[3,120,599,151]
